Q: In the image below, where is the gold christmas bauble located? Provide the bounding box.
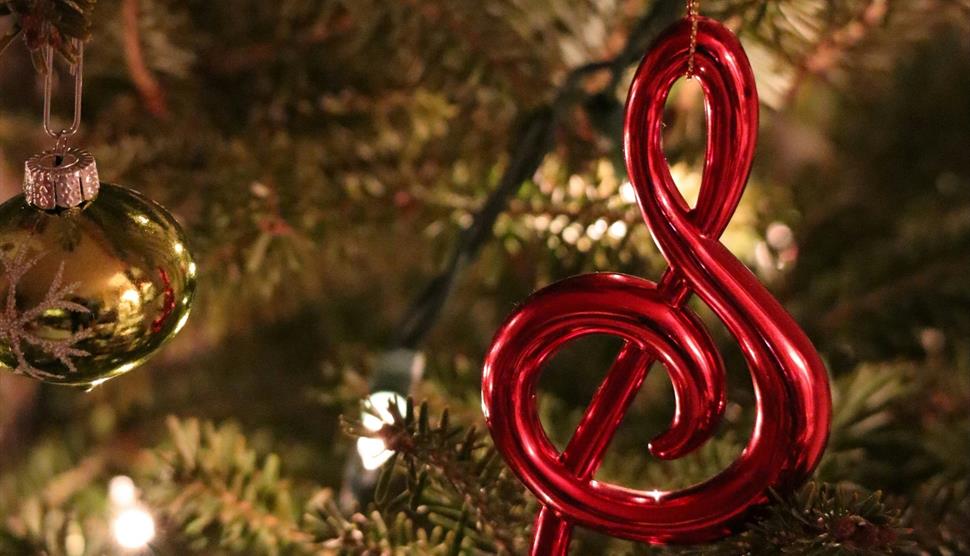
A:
[0,183,196,388]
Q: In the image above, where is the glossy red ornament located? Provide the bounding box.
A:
[482,17,831,553]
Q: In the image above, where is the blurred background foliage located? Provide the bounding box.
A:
[0,0,969,554]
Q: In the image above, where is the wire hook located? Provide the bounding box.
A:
[42,34,84,153]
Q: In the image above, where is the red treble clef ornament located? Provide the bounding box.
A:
[482,17,831,554]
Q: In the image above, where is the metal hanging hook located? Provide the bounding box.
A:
[25,31,99,211]
[42,36,84,153]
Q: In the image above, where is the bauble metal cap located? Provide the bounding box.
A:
[23,147,100,210]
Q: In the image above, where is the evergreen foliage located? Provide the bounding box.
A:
[1,1,969,554]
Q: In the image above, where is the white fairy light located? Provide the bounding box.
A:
[587,218,608,241]
[112,507,155,550]
[108,475,137,507]
[619,180,637,204]
[607,220,628,240]
[567,175,585,198]
[108,475,155,551]
[357,437,391,471]
[357,391,408,471]
[562,223,582,245]
[65,522,85,556]
[549,215,569,235]
[533,214,551,232]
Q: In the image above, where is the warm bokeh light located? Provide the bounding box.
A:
[619,180,637,204]
[112,507,156,550]
[356,436,391,471]
[108,475,137,507]
[120,288,142,306]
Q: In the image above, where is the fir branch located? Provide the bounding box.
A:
[816,363,915,485]
[746,483,909,555]
[344,399,533,554]
[143,416,319,554]
[0,432,118,556]
[648,482,912,555]
[304,490,474,555]
[904,479,970,555]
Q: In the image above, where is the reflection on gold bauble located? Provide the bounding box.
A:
[0,184,196,388]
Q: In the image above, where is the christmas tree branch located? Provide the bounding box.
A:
[393,0,685,349]
[143,417,318,553]
[653,482,910,555]
[344,400,533,554]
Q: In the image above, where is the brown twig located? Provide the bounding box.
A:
[121,0,168,119]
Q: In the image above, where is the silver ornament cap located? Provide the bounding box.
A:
[23,147,100,210]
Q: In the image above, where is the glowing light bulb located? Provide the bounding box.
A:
[357,437,392,470]
[112,507,155,550]
[587,218,608,241]
[607,220,628,240]
[109,475,137,507]
[65,521,85,556]
[619,181,637,204]
[356,391,407,470]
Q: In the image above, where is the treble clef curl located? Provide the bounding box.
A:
[482,17,831,554]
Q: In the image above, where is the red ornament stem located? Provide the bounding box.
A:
[532,271,696,554]
[532,507,572,555]
[482,16,831,553]
[562,343,650,477]
[532,343,652,553]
